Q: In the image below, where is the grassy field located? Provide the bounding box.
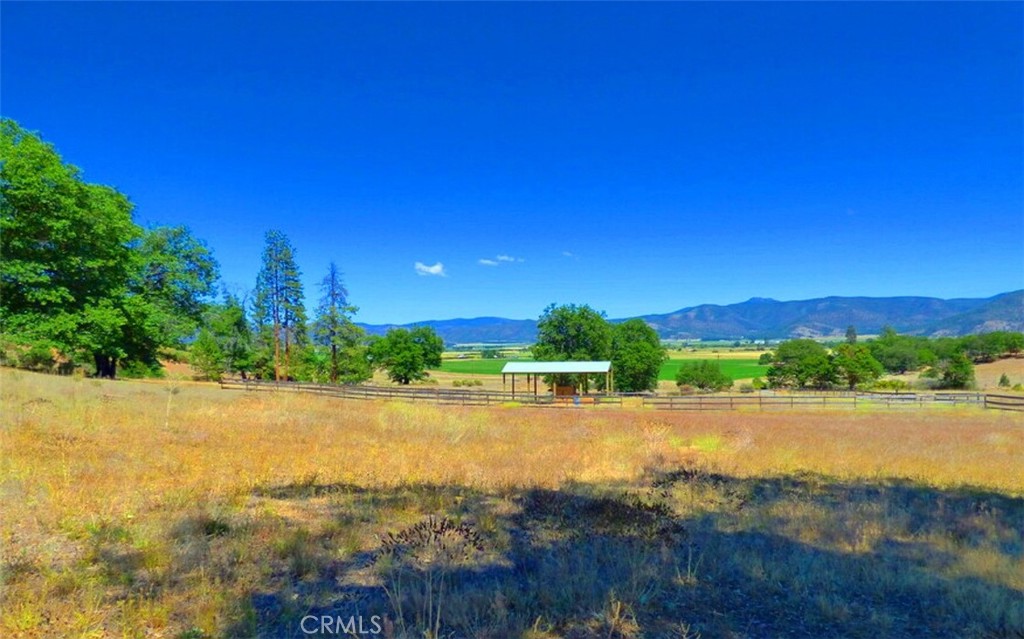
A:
[2,369,1022,638]
[437,358,769,383]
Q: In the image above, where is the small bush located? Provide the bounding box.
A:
[998,373,1011,388]
[738,383,754,393]
[17,342,56,372]
[872,379,910,392]
[452,379,484,388]
[120,360,165,379]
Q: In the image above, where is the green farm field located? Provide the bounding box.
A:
[437,357,769,382]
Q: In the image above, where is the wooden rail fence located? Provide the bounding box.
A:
[220,380,1022,412]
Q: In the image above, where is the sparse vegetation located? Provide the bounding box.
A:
[3,370,1023,638]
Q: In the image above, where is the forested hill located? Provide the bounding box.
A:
[360,291,1024,344]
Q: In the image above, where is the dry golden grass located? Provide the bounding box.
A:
[975,357,1024,390]
[2,369,1022,638]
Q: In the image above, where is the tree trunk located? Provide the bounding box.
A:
[330,342,338,384]
[273,322,281,381]
[284,328,291,381]
[94,353,117,379]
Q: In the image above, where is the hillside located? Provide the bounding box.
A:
[358,290,1024,345]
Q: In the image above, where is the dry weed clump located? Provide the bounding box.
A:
[1,369,1022,638]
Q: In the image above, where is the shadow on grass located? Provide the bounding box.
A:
[90,472,1024,638]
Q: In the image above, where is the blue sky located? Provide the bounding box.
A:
[3,2,1021,324]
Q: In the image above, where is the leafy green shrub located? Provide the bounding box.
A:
[871,379,910,392]
[119,360,165,379]
[17,342,56,372]
[452,379,484,388]
[758,352,774,365]
[675,360,732,391]
[998,373,1011,388]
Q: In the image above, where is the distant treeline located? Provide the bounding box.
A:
[757,328,1022,391]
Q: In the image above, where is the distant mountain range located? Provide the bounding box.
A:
[358,290,1024,345]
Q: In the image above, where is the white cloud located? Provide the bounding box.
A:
[414,261,446,277]
[479,254,524,267]
[562,251,575,258]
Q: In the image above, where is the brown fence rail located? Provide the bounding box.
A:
[983,393,1024,412]
[219,380,1017,412]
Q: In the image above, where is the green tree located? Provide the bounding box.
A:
[767,339,835,389]
[930,352,975,389]
[410,325,444,369]
[998,373,1011,388]
[125,226,219,373]
[252,230,306,380]
[312,262,368,384]
[845,325,857,344]
[867,327,922,374]
[205,293,253,378]
[190,329,225,381]
[758,352,774,365]
[675,360,732,392]
[1,120,219,377]
[368,328,435,384]
[532,303,612,392]
[609,319,666,392]
[832,343,884,390]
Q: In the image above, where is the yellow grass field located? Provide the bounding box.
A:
[2,369,1022,638]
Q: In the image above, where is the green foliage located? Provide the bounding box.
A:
[766,339,834,389]
[757,352,774,365]
[190,329,225,382]
[452,378,484,387]
[117,360,164,379]
[610,319,666,392]
[751,376,766,390]
[204,293,254,377]
[960,331,1024,363]
[0,120,219,378]
[928,352,975,389]
[16,341,56,372]
[480,348,501,359]
[252,230,306,380]
[872,379,910,392]
[533,304,612,362]
[998,373,1011,388]
[368,327,442,385]
[867,328,923,374]
[832,343,884,390]
[533,304,612,391]
[311,262,369,384]
[410,326,444,369]
[845,325,857,344]
[675,360,732,391]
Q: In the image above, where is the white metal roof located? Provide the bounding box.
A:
[501,361,611,374]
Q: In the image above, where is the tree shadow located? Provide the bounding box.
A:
[178,472,1024,638]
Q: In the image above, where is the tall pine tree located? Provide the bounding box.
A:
[312,262,365,384]
[252,230,306,380]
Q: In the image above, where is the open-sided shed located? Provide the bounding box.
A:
[500,361,613,397]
